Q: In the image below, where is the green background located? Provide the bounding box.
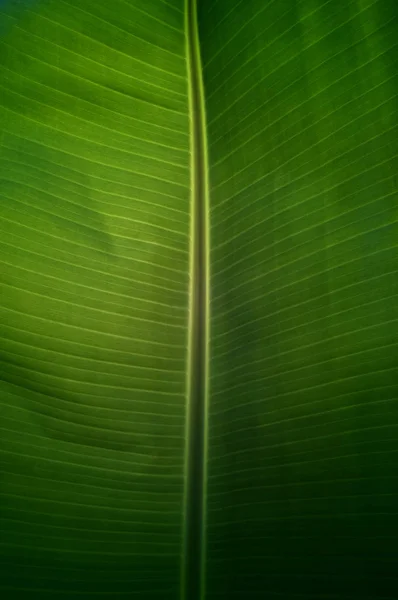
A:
[1,0,398,598]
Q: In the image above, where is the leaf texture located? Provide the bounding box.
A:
[1,0,398,599]
[0,0,191,598]
[198,0,398,598]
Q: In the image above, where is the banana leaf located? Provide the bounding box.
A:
[0,0,397,599]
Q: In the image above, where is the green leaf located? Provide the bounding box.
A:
[199,0,398,598]
[0,1,192,598]
[1,0,398,599]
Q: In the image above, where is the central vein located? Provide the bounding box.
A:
[181,0,210,599]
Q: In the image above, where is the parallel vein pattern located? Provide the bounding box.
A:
[199,0,398,598]
[0,0,190,598]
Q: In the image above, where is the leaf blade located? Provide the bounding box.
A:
[0,0,190,597]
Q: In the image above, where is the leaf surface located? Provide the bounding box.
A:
[1,0,398,599]
[0,1,191,598]
[198,0,398,598]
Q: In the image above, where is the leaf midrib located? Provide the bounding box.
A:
[182,1,210,600]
